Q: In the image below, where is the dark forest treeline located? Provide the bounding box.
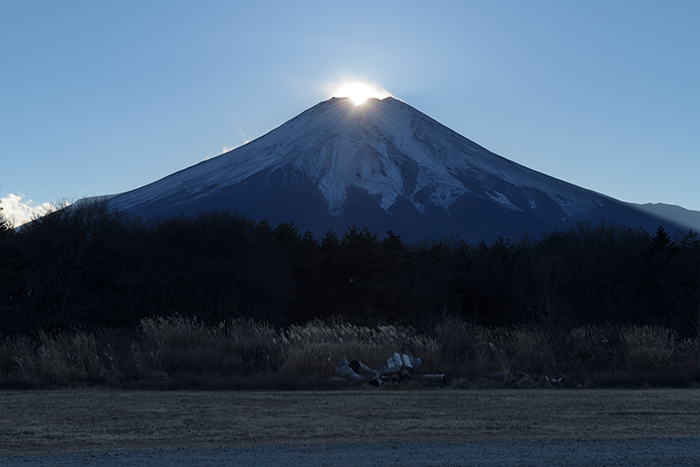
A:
[1,200,699,339]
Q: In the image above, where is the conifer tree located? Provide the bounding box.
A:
[650,226,680,255]
[381,230,404,251]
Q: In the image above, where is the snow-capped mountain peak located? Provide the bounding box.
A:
[108,97,681,242]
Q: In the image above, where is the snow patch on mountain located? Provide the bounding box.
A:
[488,192,523,212]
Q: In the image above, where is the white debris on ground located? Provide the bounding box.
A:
[334,353,446,386]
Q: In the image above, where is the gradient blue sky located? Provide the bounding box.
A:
[2,1,699,224]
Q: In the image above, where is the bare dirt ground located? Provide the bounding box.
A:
[1,388,699,455]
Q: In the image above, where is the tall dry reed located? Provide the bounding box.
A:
[0,316,698,387]
[433,321,556,375]
[133,315,283,378]
[281,318,439,375]
[0,329,117,385]
[621,325,677,372]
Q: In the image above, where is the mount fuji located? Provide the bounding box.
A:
[107,96,683,242]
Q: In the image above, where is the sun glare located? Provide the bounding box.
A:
[331,81,392,105]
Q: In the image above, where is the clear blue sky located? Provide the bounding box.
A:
[2,1,699,224]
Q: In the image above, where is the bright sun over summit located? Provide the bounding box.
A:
[334,82,392,105]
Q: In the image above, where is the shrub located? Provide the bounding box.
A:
[562,325,622,374]
[510,327,556,375]
[469,326,556,375]
[134,315,284,377]
[0,329,116,385]
[621,325,677,372]
[433,317,478,364]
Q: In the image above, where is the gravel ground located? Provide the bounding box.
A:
[1,438,699,467]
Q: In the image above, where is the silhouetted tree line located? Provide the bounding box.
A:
[1,200,699,339]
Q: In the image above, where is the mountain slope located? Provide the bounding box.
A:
[631,203,700,233]
[108,97,683,242]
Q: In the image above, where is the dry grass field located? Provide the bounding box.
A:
[1,388,699,455]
